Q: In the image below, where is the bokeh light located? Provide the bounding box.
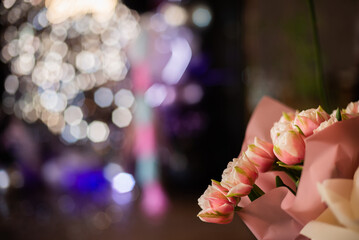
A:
[182,83,203,104]
[69,120,88,140]
[144,83,167,107]
[192,5,212,28]
[0,170,10,190]
[112,107,132,128]
[114,89,135,108]
[161,3,188,27]
[161,37,192,85]
[112,173,136,194]
[4,75,19,94]
[1,1,140,144]
[64,106,83,126]
[94,87,114,108]
[87,121,110,143]
[45,0,118,24]
[103,163,123,182]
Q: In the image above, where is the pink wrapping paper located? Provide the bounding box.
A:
[237,96,359,240]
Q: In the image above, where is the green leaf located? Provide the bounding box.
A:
[226,193,244,198]
[336,107,342,121]
[211,179,221,185]
[276,162,303,171]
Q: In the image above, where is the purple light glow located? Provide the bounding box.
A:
[162,37,192,85]
[144,83,167,107]
[112,191,134,205]
[141,182,168,218]
[182,83,203,104]
[103,163,123,182]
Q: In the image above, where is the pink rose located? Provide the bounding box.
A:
[197,181,235,224]
[273,130,305,165]
[279,111,296,123]
[313,115,338,134]
[245,137,275,172]
[345,100,359,114]
[345,100,359,118]
[221,155,257,197]
[293,106,330,137]
[270,119,293,143]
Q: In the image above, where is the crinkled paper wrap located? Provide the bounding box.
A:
[300,169,359,240]
[237,96,359,240]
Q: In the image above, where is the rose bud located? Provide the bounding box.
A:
[221,155,257,197]
[345,100,359,117]
[245,137,275,172]
[293,106,330,137]
[197,183,235,224]
[273,130,305,165]
[313,115,338,134]
[270,120,294,143]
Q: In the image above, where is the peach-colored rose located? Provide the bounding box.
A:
[197,181,235,224]
[293,106,330,137]
[313,116,338,134]
[345,100,359,114]
[279,111,296,123]
[245,137,275,172]
[273,130,305,165]
[344,100,359,119]
[270,120,293,143]
[221,155,257,197]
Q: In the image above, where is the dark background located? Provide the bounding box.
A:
[0,0,359,239]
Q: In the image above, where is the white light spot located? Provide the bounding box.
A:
[61,124,78,144]
[112,173,135,193]
[162,4,188,26]
[87,121,109,143]
[94,87,113,108]
[112,107,132,128]
[114,89,135,108]
[14,53,35,75]
[40,90,59,111]
[4,75,19,94]
[76,51,98,73]
[0,170,10,190]
[69,120,88,140]
[64,106,83,126]
[53,93,68,112]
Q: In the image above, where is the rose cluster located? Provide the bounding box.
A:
[198,100,359,224]
[197,136,275,224]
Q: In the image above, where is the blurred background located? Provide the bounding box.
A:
[0,0,358,239]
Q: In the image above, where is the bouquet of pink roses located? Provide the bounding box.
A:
[197,97,359,240]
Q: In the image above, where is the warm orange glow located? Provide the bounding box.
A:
[45,0,118,24]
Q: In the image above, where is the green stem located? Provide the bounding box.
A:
[307,0,329,110]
